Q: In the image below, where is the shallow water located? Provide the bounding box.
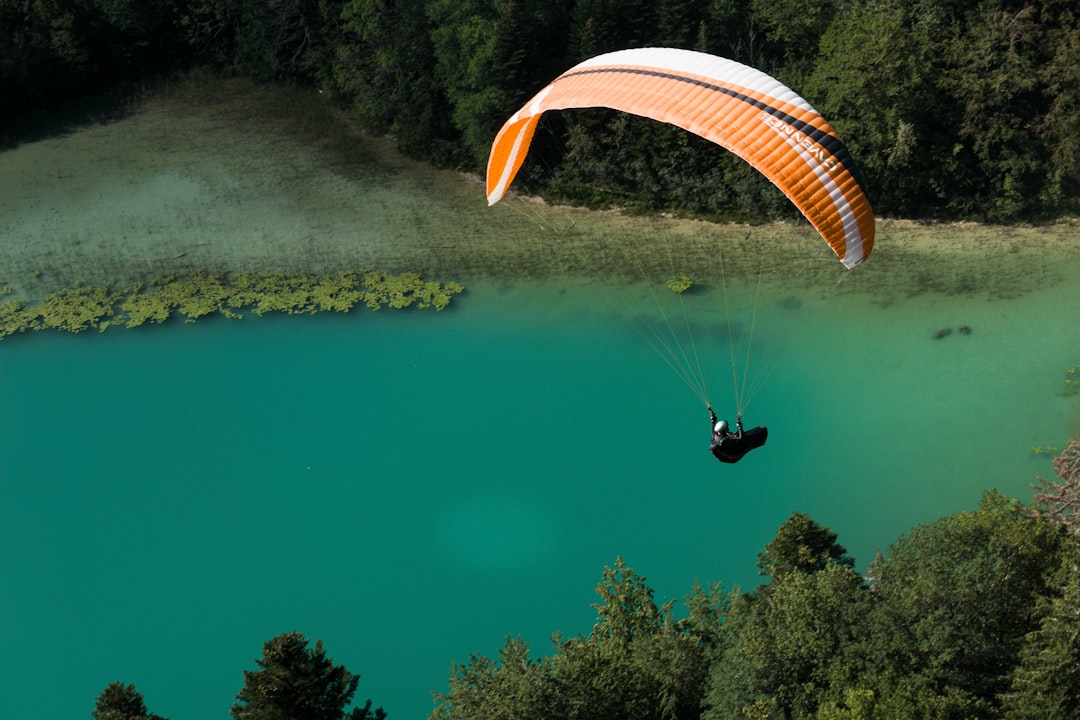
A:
[2,88,1079,720]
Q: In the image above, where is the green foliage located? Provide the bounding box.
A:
[1036,4,1080,207]
[0,270,463,341]
[118,281,175,328]
[334,0,456,159]
[10,0,1080,221]
[704,497,1071,720]
[432,637,555,720]
[861,491,1066,715]
[360,271,463,311]
[804,0,943,217]
[1001,544,1080,719]
[91,682,167,720]
[667,274,693,293]
[36,284,120,333]
[435,556,724,720]
[180,0,336,83]
[1065,363,1080,395]
[434,495,1075,720]
[0,0,187,124]
[756,511,853,580]
[232,631,385,720]
[707,562,870,720]
[426,0,573,168]
[0,299,36,340]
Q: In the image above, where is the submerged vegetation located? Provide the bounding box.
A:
[666,273,694,294]
[0,270,463,341]
[1066,363,1080,395]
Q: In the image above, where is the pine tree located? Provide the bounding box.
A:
[1002,549,1080,719]
[756,511,853,580]
[91,682,167,720]
[231,632,385,720]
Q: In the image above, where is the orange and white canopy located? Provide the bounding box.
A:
[486,48,875,268]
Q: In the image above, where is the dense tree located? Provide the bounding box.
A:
[749,0,839,83]
[705,495,1072,720]
[427,0,572,167]
[804,0,949,217]
[690,0,755,63]
[1001,545,1080,719]
[180,0,331,82]
[1036,4,1080,208]
[231,632,385,720]
[0,0,185,125]
[706,562,870,720]
[91,682,167,720]
[861,491,1065,716]
[553,558,725,719]
[433,487,1079,720]
[435,556,725,720]
[332,0,454,159]
[1001,441,1080,717]
[755,511,853,580]
[432,637,556,720]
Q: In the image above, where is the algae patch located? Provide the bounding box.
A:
[0,270,464,341]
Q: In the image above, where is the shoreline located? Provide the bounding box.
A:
[3,78,1079,307]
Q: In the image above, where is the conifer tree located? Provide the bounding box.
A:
[756,511,853,580]
[1002,548,1080,719]
[231,632,385,720]
[91,682,167,720]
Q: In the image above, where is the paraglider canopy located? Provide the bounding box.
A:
[486,47,875,269]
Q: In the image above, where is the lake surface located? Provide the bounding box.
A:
[2,85,1079,720]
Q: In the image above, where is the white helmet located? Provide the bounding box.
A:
[714,420,728,433]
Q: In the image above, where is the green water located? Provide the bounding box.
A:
[2,86,1080,719]
[3,279,1078,720]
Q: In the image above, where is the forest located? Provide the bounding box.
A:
[3,0,1080,222]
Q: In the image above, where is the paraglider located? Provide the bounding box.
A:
[709,408,768,464]
[486,48,876,463]
[486,47,875,268]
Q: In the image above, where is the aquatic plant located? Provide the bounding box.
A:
[119,282,175,328]
[0,269,464,342]
[1065,364,1079,396]
[311,272,364,313]
[0,300,36,340]
[35,285,120,333]
[163,272,233,321]
[666,273,693,294]
[361,271,464,311]
[231,272,364,316]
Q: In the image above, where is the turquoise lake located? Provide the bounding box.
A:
[2,86,1080,719]
[3,278,1079,720]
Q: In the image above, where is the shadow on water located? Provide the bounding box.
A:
[0,80,153,150]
